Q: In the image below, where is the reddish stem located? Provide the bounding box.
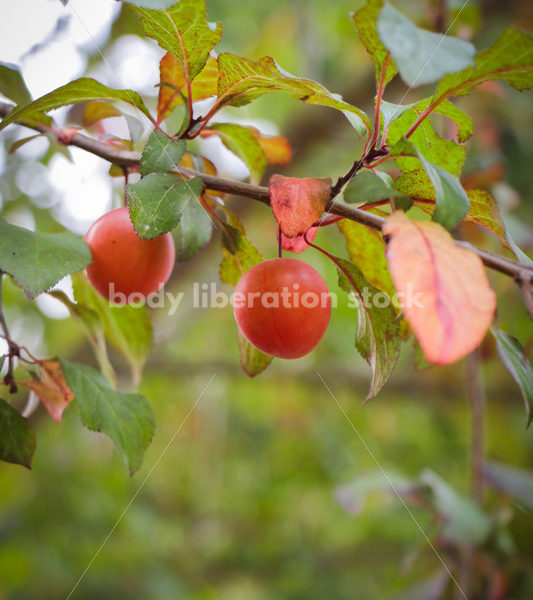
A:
[369,53,391,151]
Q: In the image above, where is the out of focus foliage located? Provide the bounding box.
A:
[0,0,532,599]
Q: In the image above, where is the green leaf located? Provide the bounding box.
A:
[494,328,533,427]
[377,2,475,87]
[48,290,117,387]
[483,461,533,510]
[343,170,407,205]
[218,208,273,374]
[208,123,267,184]
[0,398,36,469]
[0,77,153,132]
[336,471,412,514]
[352,0,398,87]
[466,189,506,241]
[387,105,466,177]
[416,151,469,230]
[216,53,371,137]
[8,134,43,154]
[128,174,203,239]
[175,196,213,260]
[71,272,152,386]
[129,0,222,83]
[140,130,186,176]
[60,359,155,476]
[383,97,473,143]
[0,220,92,298]
[335,256,401,402]
[238,332,273,378]
[126,0,176,7]
[419,469,491,545]
[0,62,32,106]
[433,28,533,104]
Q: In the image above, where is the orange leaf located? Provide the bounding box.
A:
[83,101,122,127]
[269,175,331,238]
[250,128,292,166]
[21,360,74,423]
[383,211,496,365]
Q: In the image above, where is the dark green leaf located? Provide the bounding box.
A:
[416,151,469,230]
[129,0,222,82]
[217,53,371,136]
[0,77,152,132]
[0,62,32,106]
[335,256,401,401]
[140,130,186,175]
[420,469,491,545]
[343,170,407,204]
[60,359,155,476]
[494,329,533,427]
[208,123,267,184]
[0,220,92,298]
[352,0,397,87]
[175,196,213,260]
[377,2,475,87]
[483,461,533,510]
[433,28,533,104]
[0,398,36,469]
[128,174,204,239]
[71,272,152,386]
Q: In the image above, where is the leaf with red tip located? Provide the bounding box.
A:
[269,175,331,238]
[278,226,318,254]
[21,360,74,423]
[383,211,496,364]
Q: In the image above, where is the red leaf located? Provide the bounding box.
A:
[278,226,318,253]
[21,360,74,423]
[383,211,496,365]
[269,175,331,238]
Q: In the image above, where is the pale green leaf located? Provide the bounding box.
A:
[343,170,407,204]
[377,2,475,87]
[175,196,213,260]
[416,151,469,229]
[72,273,152,386]
[494,329,533,427]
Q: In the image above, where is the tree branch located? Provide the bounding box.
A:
[1,101,533,282]
[0,271,18,393]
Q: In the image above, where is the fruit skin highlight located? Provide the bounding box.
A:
[233,258,331,359]
[84,207,175,303]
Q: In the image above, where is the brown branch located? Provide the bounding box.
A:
[1,101,533,282]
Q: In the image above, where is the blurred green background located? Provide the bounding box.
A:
[0,0,532,598]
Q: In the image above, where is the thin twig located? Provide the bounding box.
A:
[516,271,533,321]
[1,101,533,282]
[0,272,18,393]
